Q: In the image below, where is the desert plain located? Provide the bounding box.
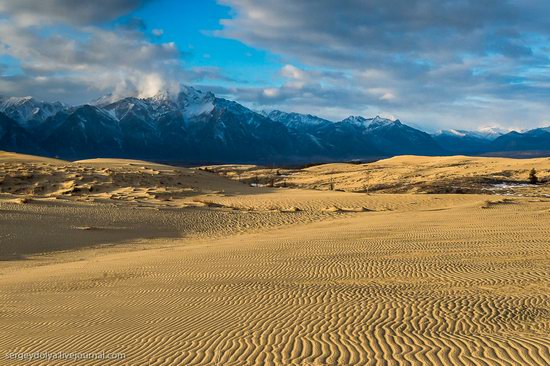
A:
[0,151,549,365]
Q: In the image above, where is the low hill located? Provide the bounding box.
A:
[205,155,550,195]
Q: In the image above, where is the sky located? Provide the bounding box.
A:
[0,0,549,131]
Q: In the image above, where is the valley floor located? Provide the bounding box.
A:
[0,153,549,365]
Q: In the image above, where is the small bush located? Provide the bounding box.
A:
[528,168,538,184]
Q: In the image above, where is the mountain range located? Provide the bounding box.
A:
[0,87,549,164]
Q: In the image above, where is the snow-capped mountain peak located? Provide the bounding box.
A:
[476,126,510,139]
[367,115,400,128]
[435,127,510,141]
[91,93,119,107]
[95,86,216,122]
[265,110,332,129]
[176,87,215,119]
[341,115,368,126]
[0,96,33,107]
[101,97,150,121]
[341,115,399,129]
[0,96,65,126]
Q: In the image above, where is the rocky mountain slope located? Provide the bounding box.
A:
[0,87,548,163]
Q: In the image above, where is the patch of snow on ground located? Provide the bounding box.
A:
[491,182,531,189]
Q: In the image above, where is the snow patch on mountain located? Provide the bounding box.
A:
[341,115,400,129]
[91,93,118,107]
[435,127,511,141]
[366,116,401,129]
[340,115,368,126]
[177,87,215,119]
[436,129,466,137]
[0,96,65,126]
[476,127,511,139]
[265,110,332,129]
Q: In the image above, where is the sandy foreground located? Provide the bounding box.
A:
[0,152,549,365]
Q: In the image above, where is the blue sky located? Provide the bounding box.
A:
[128,0,283,87]
[0,0,549,131]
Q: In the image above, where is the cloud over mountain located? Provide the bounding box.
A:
[217,0,550,130]
[0,1,549,130]
[0,0,182,103]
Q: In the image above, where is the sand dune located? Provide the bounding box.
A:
[0,151,65,164]
[1,152,549,365]
[0,152,257,206]
[206,155,550,195]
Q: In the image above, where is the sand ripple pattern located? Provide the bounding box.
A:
[0,199,549,365]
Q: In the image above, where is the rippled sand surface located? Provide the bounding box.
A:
[1,152,549,365]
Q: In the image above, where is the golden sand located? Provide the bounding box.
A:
[206,155,550,195]
[0,152,549,365]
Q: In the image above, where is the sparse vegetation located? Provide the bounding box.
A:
[529,168,538,184]
[363,172,370,193]
[201,156,550,196]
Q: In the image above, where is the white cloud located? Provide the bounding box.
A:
[0,0,148,26]
[262,88,279,98]
[217,0,550,129]
[0,1,184,103]
[280,64,305,80]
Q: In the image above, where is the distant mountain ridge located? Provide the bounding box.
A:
[0,87,548,163]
